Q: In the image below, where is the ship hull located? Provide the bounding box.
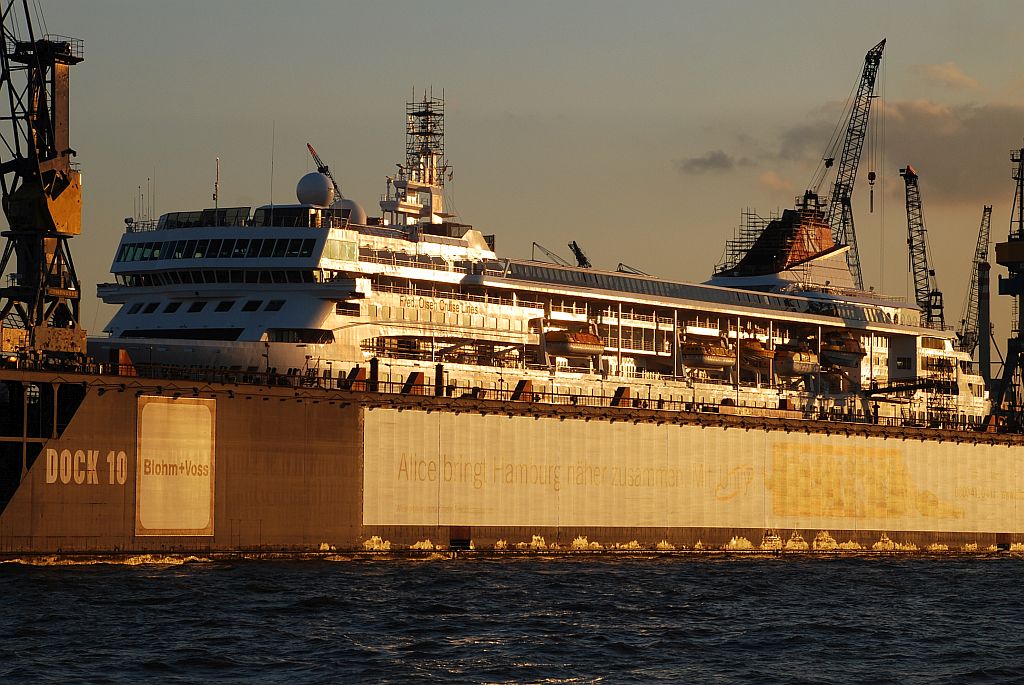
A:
[2,368,1023,555]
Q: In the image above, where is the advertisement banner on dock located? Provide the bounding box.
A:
[135,396,216,536]
[362,408,1024,533]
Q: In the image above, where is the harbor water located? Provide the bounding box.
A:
[1,555,1021,683]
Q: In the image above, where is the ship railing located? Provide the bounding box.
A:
[81,360,990,434]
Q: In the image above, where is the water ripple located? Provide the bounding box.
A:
[0,557,1022,683]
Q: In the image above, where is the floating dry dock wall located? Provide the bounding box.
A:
[1,369,1023,555]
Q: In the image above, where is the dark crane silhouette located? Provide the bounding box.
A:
[900,164,944,329]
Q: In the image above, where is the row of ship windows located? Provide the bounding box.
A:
[116,269,317,286]
[127,299,286,315]
[116,237,318,262]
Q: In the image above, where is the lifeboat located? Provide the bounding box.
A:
[819,332,866,367]
[739,339,775,370]
[774,345,819,376]
[544,329,604,356]
[680,340,735,369]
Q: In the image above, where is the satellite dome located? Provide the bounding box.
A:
[338,197,368,225]
[296,172,334,206]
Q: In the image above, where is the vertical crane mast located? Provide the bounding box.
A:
[958,205,992,354]
[0,0,84,363]
[900,164,944,329]
[824,39,885,291]
[990,147,1024,429]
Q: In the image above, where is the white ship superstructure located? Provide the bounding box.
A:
[92,95,989,428]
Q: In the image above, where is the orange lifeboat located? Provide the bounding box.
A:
[774,345,819,376]
[544,330,605,356]
[680,340,735,369]
[739,339,775,370]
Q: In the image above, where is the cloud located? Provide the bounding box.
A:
[758,170,795,194]
[911,62,980,91]
[777,120,837,162]
[772,99,1024,206]
[674,150,752,174]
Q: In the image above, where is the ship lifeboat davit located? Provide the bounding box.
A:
[820,332,866,367]
[544,330,604,356]
[680,341,735,369]
[774,345,819,377]
[739,339,775,371]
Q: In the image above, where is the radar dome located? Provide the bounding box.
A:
[296,172,335,206]
[338,197,368,225]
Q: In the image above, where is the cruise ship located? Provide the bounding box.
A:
[91,96,988,432]
[3,22,1023,555]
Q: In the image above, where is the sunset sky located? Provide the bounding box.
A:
[18,1,1024,339]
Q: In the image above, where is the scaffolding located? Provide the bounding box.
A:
[715,192,830,279]
[404,92,446,187]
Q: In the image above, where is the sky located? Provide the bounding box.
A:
[9,0,1024,344]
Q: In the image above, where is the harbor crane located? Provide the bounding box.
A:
[813,39,885,291]
[989,146,1024,429]
[900,164,944,329]
[0,0,85,364]
[957,205,993,355]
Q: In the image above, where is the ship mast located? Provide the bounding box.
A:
[0,0,85,364]
[380,91,449,227]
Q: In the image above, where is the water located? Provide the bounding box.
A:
[1,555,1021,684]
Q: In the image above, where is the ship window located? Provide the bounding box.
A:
[246,239,263,258]
[180,240,196,259]
[265,300,285,312]
[128,303,143,314]
[299,239,315,258]
[215,300,234,312]
[193,240,209,258]
[116,244,128,262]
[215,270,229,283]
[232,239,249,258]
[336,302,360,316]
[272,240,288,258]
[242,300,262,312]
[140,243,154,260]
[188,301,207,313]
[244,271,258,283]
[286,271,301,283]
[143,302,159,314]
[207,239,223,258]
[230,270,243,283]
[285,239,302,258]
[896,356,912,370]
[259,240,276,258]
[172,241,186,259]
[217,239,234,258]
[164,302,181,313]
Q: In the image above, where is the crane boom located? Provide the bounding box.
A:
[900,164,944,329]
[568,241,591,269]
[306,142,343,202]
[957,205,993,354]
[531,242,570,266]
[824,39,885,291]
